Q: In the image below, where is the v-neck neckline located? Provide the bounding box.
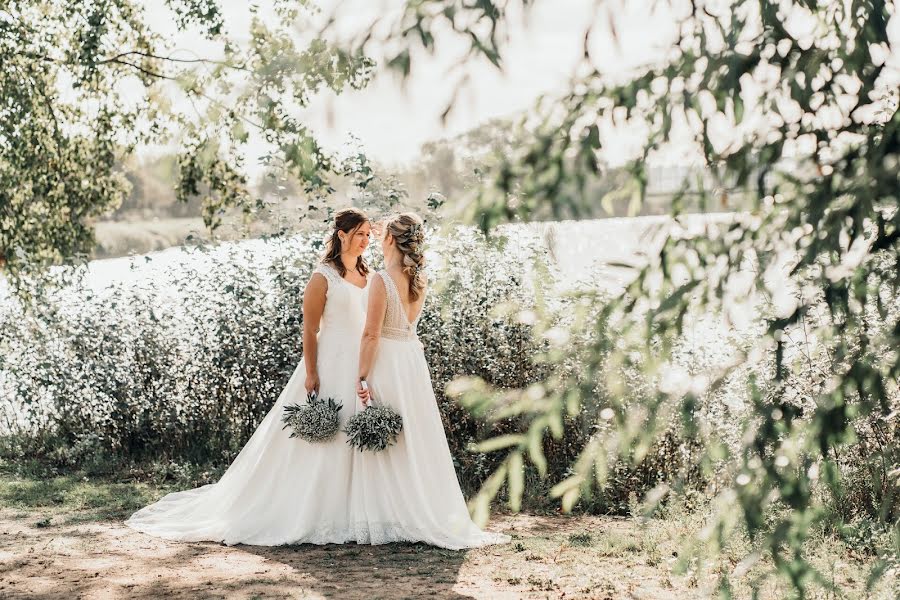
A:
[327,263,368,290]
[342,276,368,291]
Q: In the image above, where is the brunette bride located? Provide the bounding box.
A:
[126,207,373,545]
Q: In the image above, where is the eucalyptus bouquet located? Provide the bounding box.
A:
[344,399,403,452]
[282,392,342,443]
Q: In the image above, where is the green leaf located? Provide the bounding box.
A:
[469,434,525,453]
[507,451,524,512]
[527,423,548,477]
[550,474,584,499]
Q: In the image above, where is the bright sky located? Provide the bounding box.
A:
[302,0,680,167]
[147,0,900,172]
[148,0,686,170]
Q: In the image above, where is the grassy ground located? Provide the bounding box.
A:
[0,467,895,599]
[93,218,208,258]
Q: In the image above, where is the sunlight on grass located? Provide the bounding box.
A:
[0,473,162,521]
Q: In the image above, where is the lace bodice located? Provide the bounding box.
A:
[377,270,424,342]
[312,262,369,336]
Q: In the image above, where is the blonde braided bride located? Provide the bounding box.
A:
[352,209,511,549]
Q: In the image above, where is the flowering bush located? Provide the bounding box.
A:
[0,230,565,494]
[0,227,892,528]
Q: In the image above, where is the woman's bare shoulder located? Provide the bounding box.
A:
[306,271,328,293]
[371,271,388,291]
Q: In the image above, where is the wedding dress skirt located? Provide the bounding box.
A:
[125,264,369,545]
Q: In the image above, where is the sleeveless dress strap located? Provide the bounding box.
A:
[378,271,397,310]
[313,262,342,289]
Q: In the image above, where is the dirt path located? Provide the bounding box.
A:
[0,508,705,599]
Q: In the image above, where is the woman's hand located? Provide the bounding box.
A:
[356,380,370,406]
[305,371,320,396]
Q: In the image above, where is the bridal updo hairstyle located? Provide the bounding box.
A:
[322,207,370,278]
[385,212,426,301]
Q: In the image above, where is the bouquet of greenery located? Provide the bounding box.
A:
[281,392,342,442]
[344,398,403,452]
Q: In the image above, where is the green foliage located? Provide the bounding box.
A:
[0,1,373,289]
[341,0,900,594]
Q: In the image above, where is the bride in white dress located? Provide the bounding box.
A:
[353,212,511,549]
[125,208,373,545]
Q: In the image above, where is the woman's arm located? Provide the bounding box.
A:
[302,272,327,395]
[357,274,387,404]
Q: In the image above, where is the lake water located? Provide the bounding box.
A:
[2,212,739,301]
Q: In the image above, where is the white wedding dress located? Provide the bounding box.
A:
[350,270,511,549]
[125,263,369,545]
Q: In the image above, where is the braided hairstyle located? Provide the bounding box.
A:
[385,212,426,301]
[322,207,370,277]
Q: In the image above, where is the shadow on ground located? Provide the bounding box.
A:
[239,542,472,599]
[0,509,492,599]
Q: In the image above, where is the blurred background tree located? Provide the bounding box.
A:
[329,0,899,594]
[0,0,372,288]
